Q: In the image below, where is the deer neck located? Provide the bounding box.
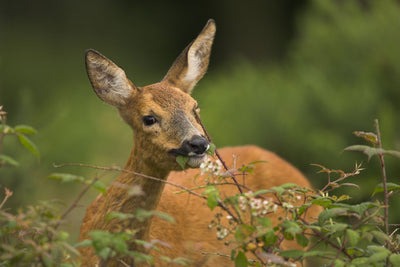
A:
[101,145,170,242]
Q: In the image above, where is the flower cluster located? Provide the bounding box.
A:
[238,192,278,216]
[200,159,223,176]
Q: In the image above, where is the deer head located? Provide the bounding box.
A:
[85,20,216,172]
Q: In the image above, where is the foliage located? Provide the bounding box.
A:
[1,107,400,266]
[198,119,400,266]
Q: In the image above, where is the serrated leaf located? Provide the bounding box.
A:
[17,133,40,159]
[48,173,85,183]
[346,229,360,247]
[324,223,348,232]
[295,233,309,247]
[279,220,301,238]
[235,251,248,267]
[386,150,400,159]
[344,145,383,161]
[106,212,134,221]
[176,155,189,169]
[345,145,400,161]
[348,202,377,215]
[389,254,400,266]
[97,247,113,259]
[74,239,93,248]
[135,208,175,223]
[15,125,37,134]
[203,186,219,210]
[373,182,400,196]
[206,143,216,156]
[278,249,304,259]
[207,193,219,211]
[318,208,347,224]
[257,217,272,227]
[0,154,19,166]
[235,224,255,242]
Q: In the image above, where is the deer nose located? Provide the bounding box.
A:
[188,135,209,155]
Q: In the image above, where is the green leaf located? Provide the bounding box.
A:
[348,202,377,215]
[332,259,345,267]
[278,249,304,259]
[0,154,19,166]
[318,208,347,224]
[295,233,309,247]
[176,155,189,169]
[97,247,113,259]
[345,145,400,160]
[311,197,333,208]
[370,230,390,244]
[346,229,360,247]
[323,223,348,232]
[17,133,40,159]
[279,220,301,239]
[373,182,400,196]
[351,257,369,265]
[235,224,255,242]
[389,254,400,266]
[93,180,107,195]
[106,212,134,221]
[235,251,248,267]
[206,143,216,156]
[48,173,85,183]
[14,124,37,134]
[257,217,272,227]
[135,208,175,223]
[203,186,220,210]
[386,150,400,159]
[207,193,219,211]
[262,230,278,247]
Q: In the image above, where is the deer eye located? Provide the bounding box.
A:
[142,116,157,126]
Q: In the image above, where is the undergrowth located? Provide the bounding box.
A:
[1,105,400,266]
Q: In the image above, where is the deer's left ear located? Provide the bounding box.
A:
[162,19,216,94]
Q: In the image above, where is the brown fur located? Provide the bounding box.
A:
[78,20,320,266]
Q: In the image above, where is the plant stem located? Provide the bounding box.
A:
[53,162,241,223]
[194,112,243,194]
[374,119,389,241]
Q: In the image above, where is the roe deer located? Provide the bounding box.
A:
[79,19,320,266]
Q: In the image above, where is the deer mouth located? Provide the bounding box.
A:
[169,138,210,168]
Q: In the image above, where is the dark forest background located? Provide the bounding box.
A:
[1,0,400,240]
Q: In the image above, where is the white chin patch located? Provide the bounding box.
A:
[187,154,207,168]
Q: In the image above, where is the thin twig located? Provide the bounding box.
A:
[375,119,389,239]
[0,187,13,209]
[58,173,101,223]
[299,217,353,260]
[194,112,243,194]
[53,162,241,223]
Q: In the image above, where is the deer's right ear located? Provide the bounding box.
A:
[85,49,137,107]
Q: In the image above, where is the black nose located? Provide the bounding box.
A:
[188,135,209,155]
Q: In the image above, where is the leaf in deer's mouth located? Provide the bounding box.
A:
[176,155,189,169]
[206,143,216,156]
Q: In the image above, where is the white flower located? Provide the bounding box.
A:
[238,196,247,211]
[217,228,228,239]
[282,202,294,209]
[272,204,278,213]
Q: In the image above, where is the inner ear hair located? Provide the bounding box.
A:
[85,49,136,107]
[162,19,216,94]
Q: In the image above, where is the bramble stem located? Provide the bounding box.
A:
[194,112,243,194]
[374,119,389,240]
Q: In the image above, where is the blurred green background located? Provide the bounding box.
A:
[1,0,400,241]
